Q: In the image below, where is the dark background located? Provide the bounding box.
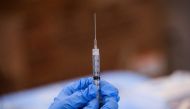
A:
[0,0,190,95]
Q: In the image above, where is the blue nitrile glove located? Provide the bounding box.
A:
[100,80,120,109]
[84,80,120,109]
[49,77,119,109]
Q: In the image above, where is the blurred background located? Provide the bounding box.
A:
[0,0,190,109]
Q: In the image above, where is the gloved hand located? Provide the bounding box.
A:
[49,77,119,109]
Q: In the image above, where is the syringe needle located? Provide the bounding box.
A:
[94,13,97,49]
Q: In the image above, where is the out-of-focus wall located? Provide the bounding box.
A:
[0,0,168,94]
[166,0,190,71]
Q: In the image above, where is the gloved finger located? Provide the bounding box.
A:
[83,99,99,109]
[100,80,119,101]
[101,97,118,109]
[55,84,97,109]
[58,77,94,98]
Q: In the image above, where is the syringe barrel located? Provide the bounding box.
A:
[92,48,100,87]
[92,49,100,77]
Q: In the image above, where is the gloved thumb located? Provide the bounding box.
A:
[101,97,118,109]
[83,99,99,109]
[57,84,97,109]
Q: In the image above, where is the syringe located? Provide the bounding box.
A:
[92,13,101,103]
